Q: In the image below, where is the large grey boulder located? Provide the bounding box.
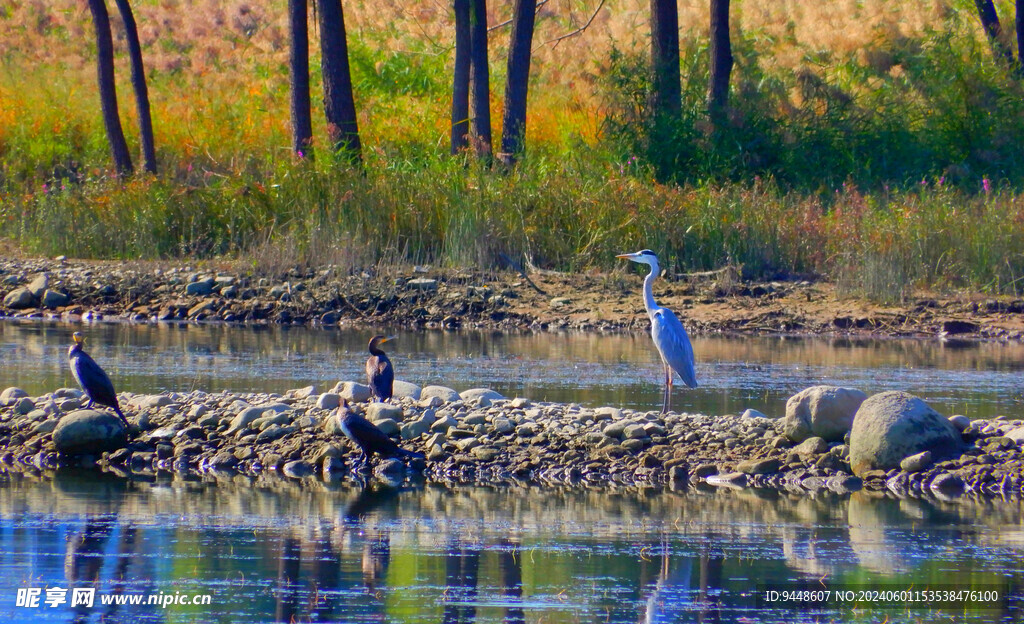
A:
[782,385,867,442]
[333,381,372,403]
[53,409,127,455]
[460,388,504,404]
[40,289,70,309]
[3,287,35,309]
[848,391,964,477]
[26,273,49,298]
[366,403,404,423]
[421,385,460,403]
[0,387,28,406]
[392,380,422,400]
[186,278,215,296]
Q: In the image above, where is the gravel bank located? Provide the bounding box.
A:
[1,384,1020,498]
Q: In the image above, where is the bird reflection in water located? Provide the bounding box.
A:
[65,513,141,623]
[443,537,481,624]
[639,536,723,624]
[273,483,402,623]
[442,537,525,624]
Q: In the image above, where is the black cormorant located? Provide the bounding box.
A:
[336,400,424,467]
[366,335,395,401]
[67,332,130,429]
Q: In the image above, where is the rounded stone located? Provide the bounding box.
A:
[459,388,505,403]
[3,286,35,309]
[373,418,400,436]
[228,406,265,433]
[366,403,404,423]
[13,396,35,415]
[186,278,215,296]
[792,436,828,456]
[0,387,28,406]
[40,289,70,309]
[848,391,964,477]
[899,450,932,473]
[392,380,422,400]
[335,382,372,403]
[737,457,781,475]
[948,415,971,432]
[782,385,867,442]
[53,409,127,455]
[26,273,49,298]
[316,393,341,410]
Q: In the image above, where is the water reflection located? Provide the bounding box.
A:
[1,471,1024,622]
[2,320,1023,418]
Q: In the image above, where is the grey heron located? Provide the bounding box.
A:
[617,250,698,413]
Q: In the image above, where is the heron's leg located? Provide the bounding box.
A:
[666,366,674,414]
[661,364,670,415]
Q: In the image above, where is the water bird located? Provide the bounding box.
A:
[616,249,698,414]
[366,335,396,401]
[335,399,425,467]
[67,332,131,429]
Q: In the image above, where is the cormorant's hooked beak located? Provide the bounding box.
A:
[72,332,85,345]
[380,335,397,343]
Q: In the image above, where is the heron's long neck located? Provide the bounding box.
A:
[642,264,659,316]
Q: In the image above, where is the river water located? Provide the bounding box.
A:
[1,320,1024,623]
[1,320,1022,419]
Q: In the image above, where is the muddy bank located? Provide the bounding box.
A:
[0,383,1021,499]
[2,257,1023,339]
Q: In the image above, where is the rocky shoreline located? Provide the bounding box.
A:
[4,257,1024,339]
[1,381,1021,500]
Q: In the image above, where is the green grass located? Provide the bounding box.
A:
[3,0,1024,301]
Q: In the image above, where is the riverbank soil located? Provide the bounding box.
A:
[2,257,1022,339]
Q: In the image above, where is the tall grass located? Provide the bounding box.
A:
[2,0,1024,300]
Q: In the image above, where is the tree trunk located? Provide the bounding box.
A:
[499,0,537,165]
[468,0,492,160]
[112,0,156,174]
[86,0,133,176]
[1017,0,1024,73]
[975,0,1016,67]
[289,0,313,158]
[451,0,471,155]
[707,0,732,117]
[317,0,361,163]
[649,0,681,120]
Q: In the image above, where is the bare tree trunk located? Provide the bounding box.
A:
[499,0,537,165]
[317,0,361,163]
[1017,0,1024,73]
[469,0,492,160]
[289,0,313,158]
[112,0,155,174]
[451,0,471,155]
[649,0,680,120]
[975,0,1016,67]
[707,0,732,117]
[86,0,133,176]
